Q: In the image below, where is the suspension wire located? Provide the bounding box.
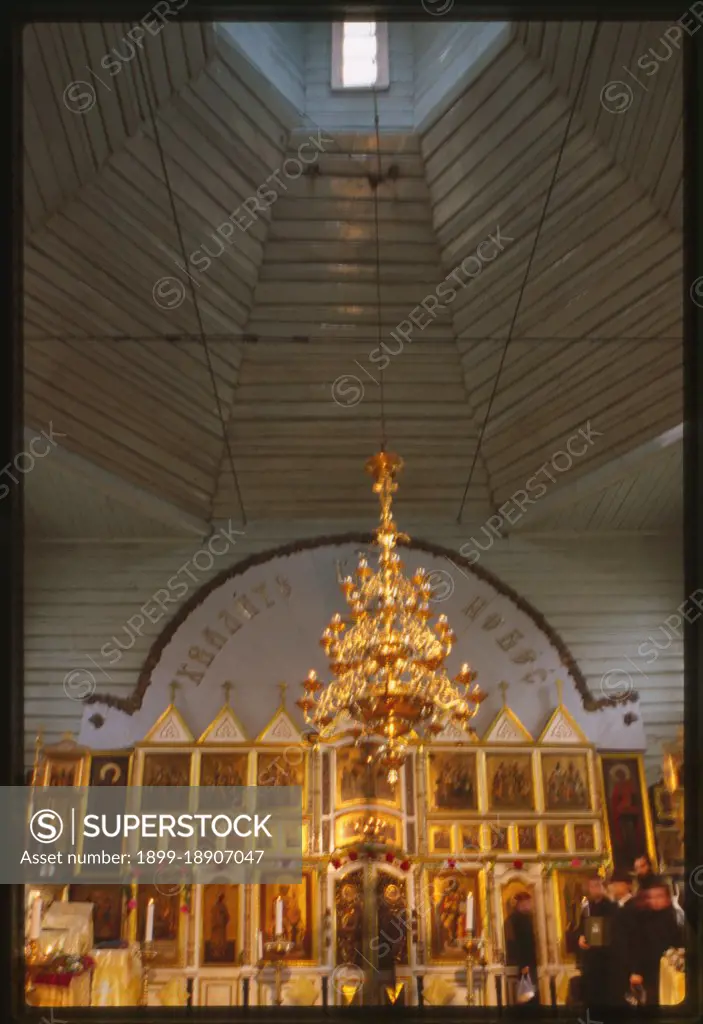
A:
[134,48,247,527]
[372,87,386,453]
[456,23,603,524]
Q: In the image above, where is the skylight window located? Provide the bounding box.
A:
[331,22,389,90]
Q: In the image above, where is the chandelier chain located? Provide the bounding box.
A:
[373,88,386,453]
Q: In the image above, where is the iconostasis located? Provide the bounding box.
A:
[29,688,657,1008]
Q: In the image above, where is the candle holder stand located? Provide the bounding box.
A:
[464,931,486,1006]
[258,935,294,1006]
[137,941,158,1006]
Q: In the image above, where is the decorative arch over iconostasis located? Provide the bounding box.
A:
[77,535,644,752]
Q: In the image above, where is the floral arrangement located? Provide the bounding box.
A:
[34,953,95,987]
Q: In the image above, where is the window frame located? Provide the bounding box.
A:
[330,21,390,91]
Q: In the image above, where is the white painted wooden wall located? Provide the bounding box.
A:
[217,22,307,114]
[24,531,682,782]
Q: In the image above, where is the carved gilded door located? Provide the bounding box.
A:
[335,866,409,1004]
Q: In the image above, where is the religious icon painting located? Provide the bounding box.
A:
[44,756,84,787]
[200,752,248,788]
[553,871,591,962]
[651,781,676,827]
[430,826,452,853]
[137,884,182,965]
[573,824,596,852]
[335,871,364,967]
[260,871,313,960]
[88,754,131,787]
[546,825,566,853]
[202,886,239,965]
[461,826,481,853]
[428,752,478,811]
[141,753,191,787]
[656,826,684,869]
[600,754,652,870]
[517,825,538,852]
[428,870,481,961]
[257,751,305,790]
[376,873,409,968]
[541,753,591,811]
[68,885,123,944]
[485,753,534,811]
[336,743,399,807]
[486,824,509,852]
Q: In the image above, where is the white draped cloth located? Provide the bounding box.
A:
[42,903,94,955]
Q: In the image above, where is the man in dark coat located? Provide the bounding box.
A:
[505,892,540,1006]
[629,877,683,1006]
[577,876,617,1009]
[607,869,638,1005]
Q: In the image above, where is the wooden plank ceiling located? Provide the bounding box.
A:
[23,21,682,534]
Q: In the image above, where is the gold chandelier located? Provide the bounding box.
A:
[297,451,487,781]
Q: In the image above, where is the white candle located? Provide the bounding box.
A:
[466,892,474,933]
[145,898,155,943]
[30,896,43,940]
[257,929,263,960]
[274,896,283,937]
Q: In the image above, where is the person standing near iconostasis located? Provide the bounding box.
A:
[505,893,540,1007]
[577,876,617,1008]
[633,852,656,891]
[607,870,637,1005]
[629,878,684,1006]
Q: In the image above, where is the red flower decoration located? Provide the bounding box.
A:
[349,851,359,861]
[331,858,342,869]
[513,859,524,870]
[385,852,395,863]
[571,858,583,867]
[127,899,137,911]
[447,858,456,869]
[180,904,190,914]
[400,860,410,871]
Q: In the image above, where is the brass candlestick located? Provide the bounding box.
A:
[464,931,485,1006]
[137,942,157,1006]
[259,936,294,1006]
